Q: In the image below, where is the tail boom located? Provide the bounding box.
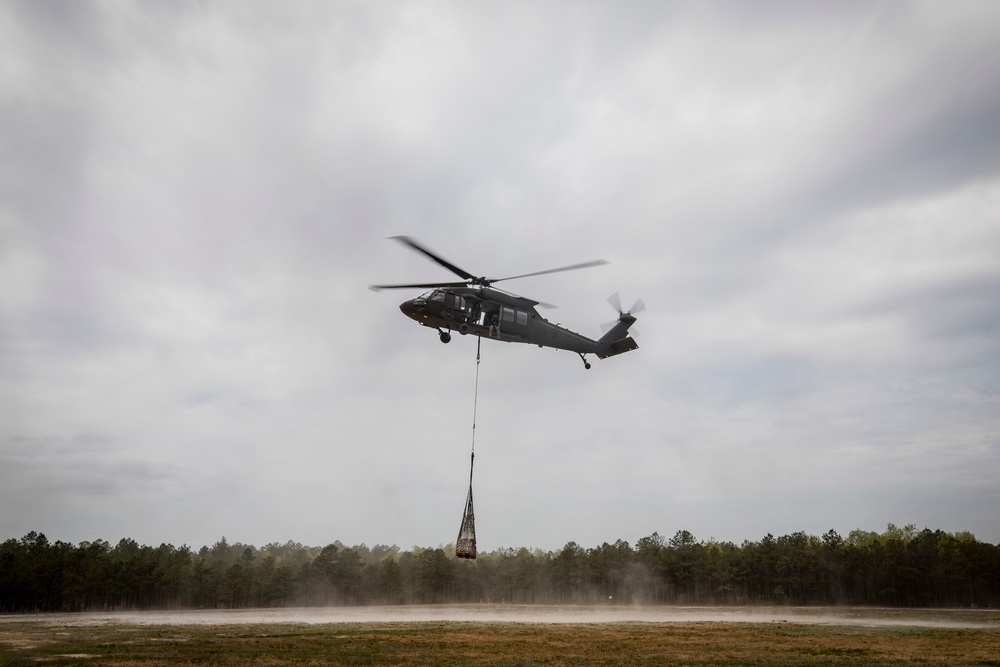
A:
[595,314,638,359]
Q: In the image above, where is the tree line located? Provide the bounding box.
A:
[2,524,998,612]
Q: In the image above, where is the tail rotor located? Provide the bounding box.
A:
[608,292,645,316]
[601,292,645,335]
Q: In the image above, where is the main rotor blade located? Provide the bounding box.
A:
[389,236,477,282]
[369,281,470,292]
[492,259,609,283]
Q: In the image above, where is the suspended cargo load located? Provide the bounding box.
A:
[455,467,476,559]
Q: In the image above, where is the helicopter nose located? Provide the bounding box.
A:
[399,298,425,319]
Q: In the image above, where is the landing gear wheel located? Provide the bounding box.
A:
[458,323,470,335]
[579,353,591,370]
[440,332,452,344]
[585,362,592,370]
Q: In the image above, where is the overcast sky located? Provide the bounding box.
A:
[2,1,998,552]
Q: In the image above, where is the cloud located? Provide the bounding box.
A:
[1,1,998,550]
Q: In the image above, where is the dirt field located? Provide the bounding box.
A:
[2,606,999,666]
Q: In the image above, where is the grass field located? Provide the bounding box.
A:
[2,619,1000,666]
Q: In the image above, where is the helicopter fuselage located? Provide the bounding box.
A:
[371,236,638,368]
[398,286,637,364]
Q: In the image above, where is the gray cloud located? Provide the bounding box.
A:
[2,1,998,550]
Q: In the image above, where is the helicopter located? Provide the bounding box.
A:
[370,236,641,369]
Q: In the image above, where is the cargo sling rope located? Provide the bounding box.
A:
[455,336,481,559]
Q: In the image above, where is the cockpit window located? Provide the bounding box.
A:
[430,290,446,303]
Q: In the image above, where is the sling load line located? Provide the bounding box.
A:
[455,335,481,559]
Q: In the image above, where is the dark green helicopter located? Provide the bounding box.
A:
[370,236,641,369]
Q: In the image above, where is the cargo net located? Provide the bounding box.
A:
[455,482,476,559]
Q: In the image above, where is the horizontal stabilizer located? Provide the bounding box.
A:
[596,336,638,359]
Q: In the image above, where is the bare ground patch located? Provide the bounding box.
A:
[0,618,998,666]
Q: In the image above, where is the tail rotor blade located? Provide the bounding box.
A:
[607,292,623,313]
[608,293,644,315]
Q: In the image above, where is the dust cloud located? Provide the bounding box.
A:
[2,605,996,629]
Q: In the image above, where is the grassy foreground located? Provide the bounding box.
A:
[2,620,999,666]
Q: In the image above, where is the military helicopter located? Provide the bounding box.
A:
[370,236,641,369]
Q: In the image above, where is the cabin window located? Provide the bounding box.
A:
[500,307,528,326]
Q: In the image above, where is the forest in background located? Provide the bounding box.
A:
[2,524,998,612]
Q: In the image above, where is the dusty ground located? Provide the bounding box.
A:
[1,604,997,628]
[1,615,999,666]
